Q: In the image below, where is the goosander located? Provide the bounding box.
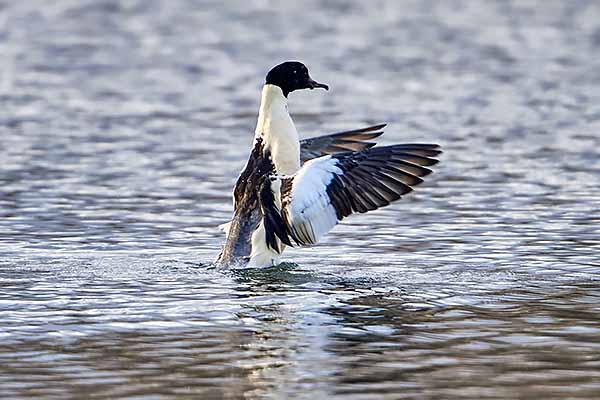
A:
[216,61,441,267]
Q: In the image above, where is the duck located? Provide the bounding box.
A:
[216,61,441,267]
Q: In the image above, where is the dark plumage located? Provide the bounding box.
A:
[299,124,386,162]
[265,61,328,97]
[259,144,442,249]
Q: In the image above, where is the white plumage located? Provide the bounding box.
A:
[285,156,342,244]
[247,85,298,267]
[255,85,300,175]
[248,222,281,267]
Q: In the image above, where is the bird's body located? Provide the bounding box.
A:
[216,61,441,268]
[246,84,299,266]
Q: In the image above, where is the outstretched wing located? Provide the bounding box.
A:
[260,144,442,249]
[299,124,386,163]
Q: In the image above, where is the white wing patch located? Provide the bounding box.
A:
[256,143,441,265]
[285,156,343,244]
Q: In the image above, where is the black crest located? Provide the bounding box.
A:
[265,61,329,97]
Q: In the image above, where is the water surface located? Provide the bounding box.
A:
[1,1,600,398]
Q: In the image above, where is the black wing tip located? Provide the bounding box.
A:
[353,131,385,141]
[365,123,387,131]
[329,123,387,137]
[426,144,443,154]
[351,123,387,132]
[396,143,442,150]
[301,123,387,145]
[358,123,387,138]
[418,166,434,177]
[376,143,443,160]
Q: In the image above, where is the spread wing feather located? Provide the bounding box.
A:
[259,144,441,250]
[299,124,386,163]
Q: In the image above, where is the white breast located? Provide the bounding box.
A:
[255,85,300,175]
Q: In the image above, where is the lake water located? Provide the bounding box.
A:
[1,0,600,398]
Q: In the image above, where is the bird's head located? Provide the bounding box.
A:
[265,61,329,97]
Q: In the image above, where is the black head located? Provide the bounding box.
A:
[265,61,329,97]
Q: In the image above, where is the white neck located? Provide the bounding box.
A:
[255,84,300,175]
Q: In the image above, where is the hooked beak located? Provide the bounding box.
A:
[307,78,329,91]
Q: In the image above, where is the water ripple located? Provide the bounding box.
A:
[1,0,600,398]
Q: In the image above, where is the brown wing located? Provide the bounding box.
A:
[299,124,386,163]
